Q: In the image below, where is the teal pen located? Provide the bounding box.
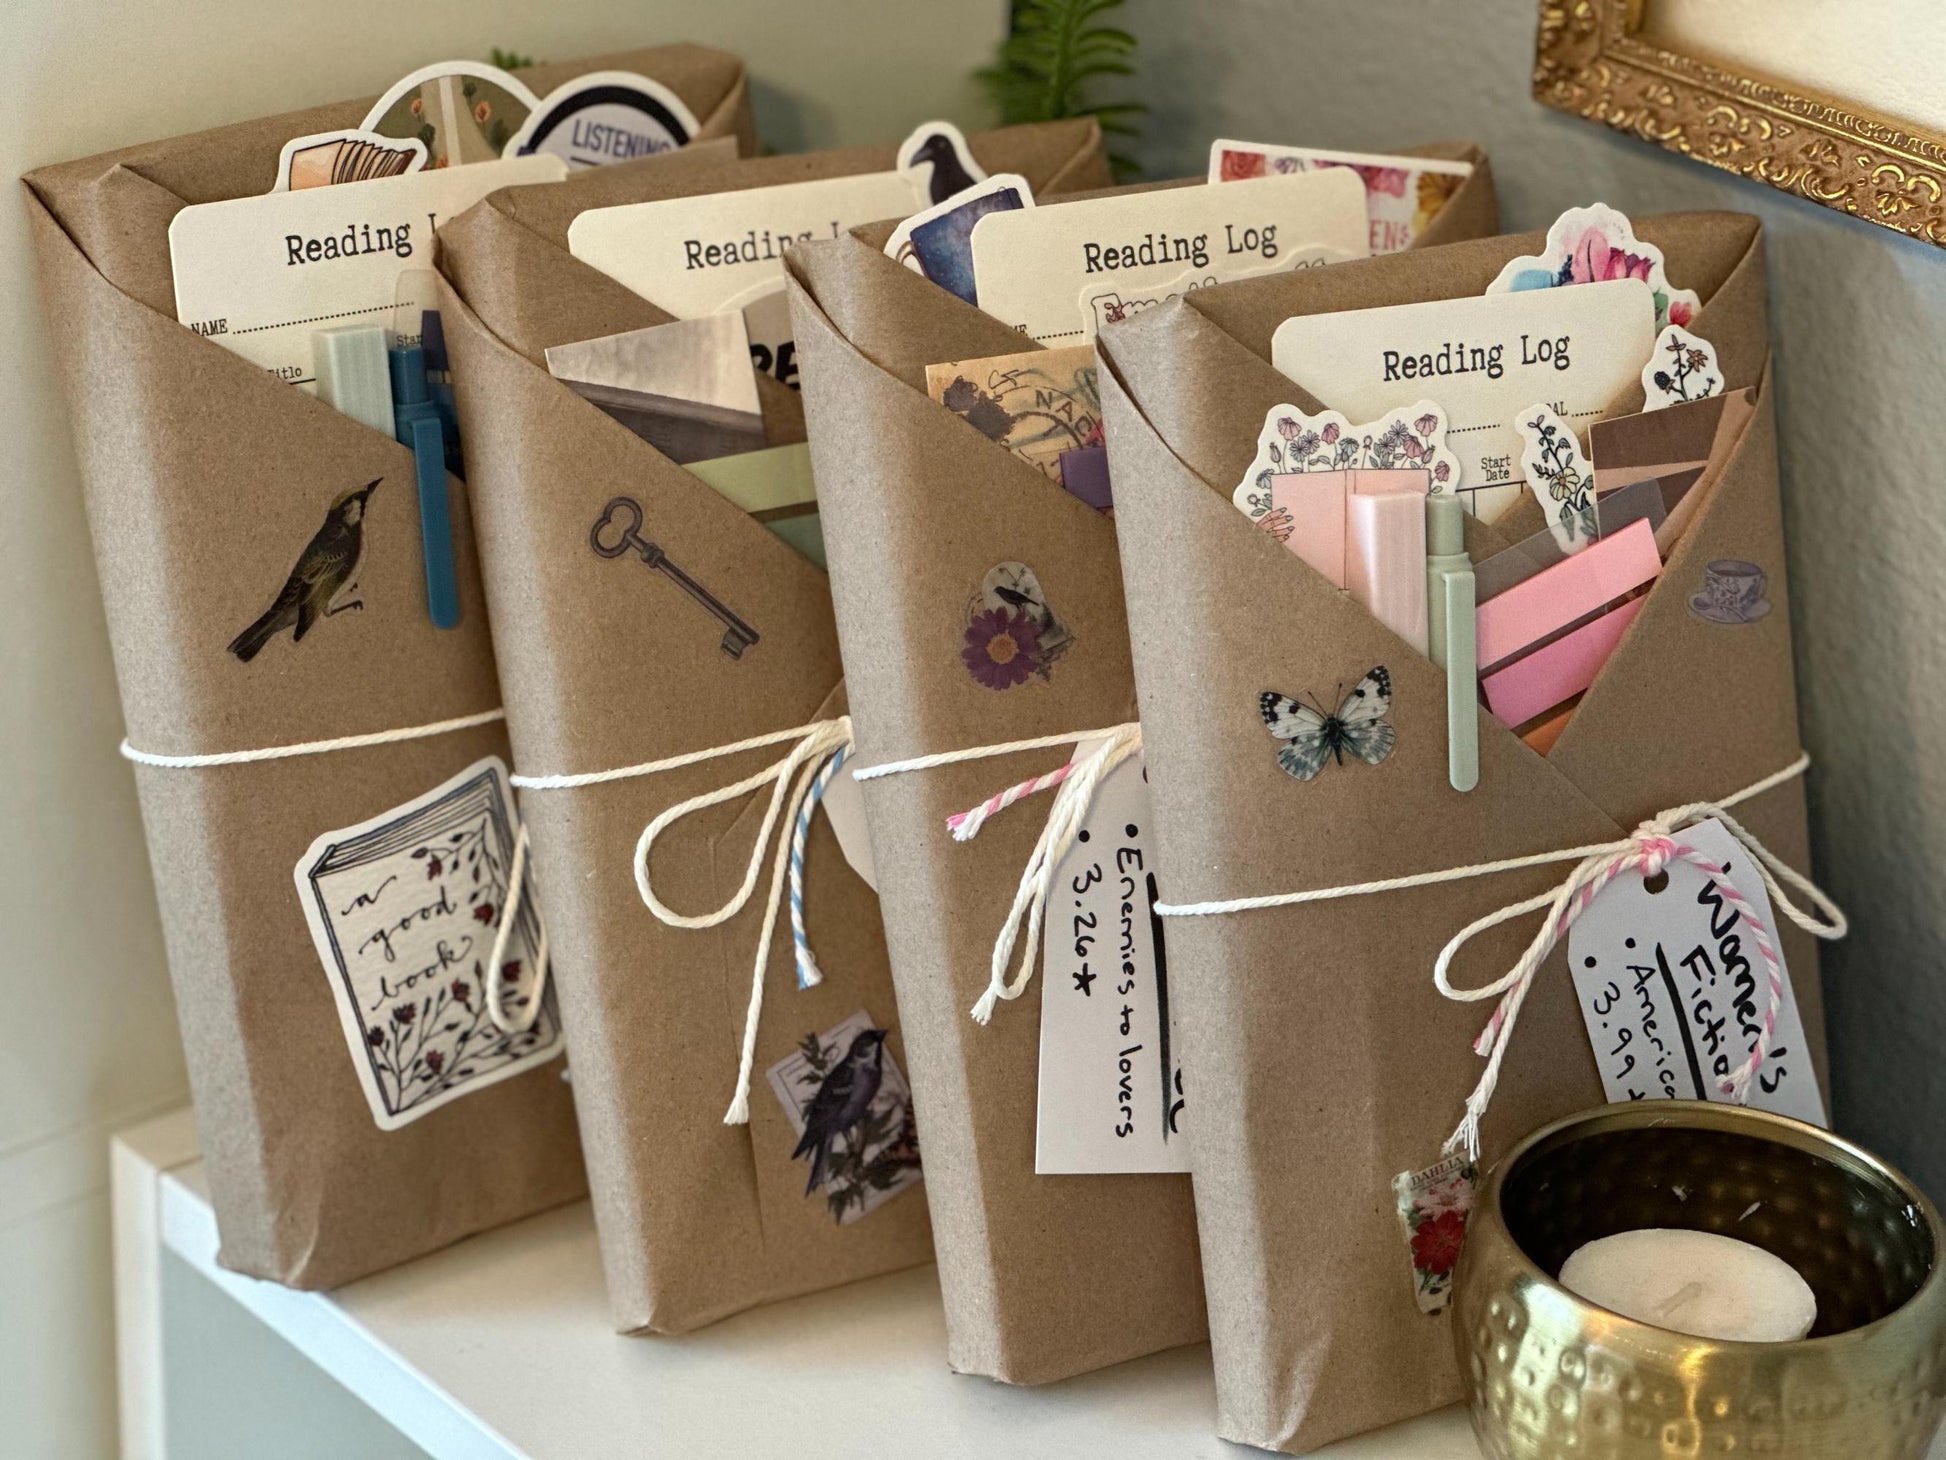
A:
[389,343,461,630]
[1426,495,1478,791]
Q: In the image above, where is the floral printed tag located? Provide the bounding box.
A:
[1488,202,1700,334]
[1393,1154,1478,1315]
[1233,401,1458,524]
[766,1009,923,1224]
[1642,324,1723,410]
[961,561,1074,690]
[1515,405,1598,553]
[294,757,563,1131]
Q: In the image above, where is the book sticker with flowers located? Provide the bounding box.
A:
[1392,1154,1478,1315]
[293,756,563,1131]
[1233,401,1459,536]
[961,561,1074,691]
[1488,202,1700,335]
[1641,324,1723,411]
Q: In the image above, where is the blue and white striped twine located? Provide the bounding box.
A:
[789,743,851,989]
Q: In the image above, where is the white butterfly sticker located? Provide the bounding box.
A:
[1641,324,1723,410]
[1259,667,1396,782]
[1235,403,1458,524]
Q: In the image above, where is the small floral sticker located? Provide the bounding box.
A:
[961,562,1072,690]
[1516,404,1598,553]
[1642,324,1723,410]
[1393,1154,1478,1314]
[1233,401,1459,528]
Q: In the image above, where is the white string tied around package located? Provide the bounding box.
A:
[1153,752,1846,1162]
[854,720,1144,1024]
[120,707,552,1035]
[509,716,855,1125]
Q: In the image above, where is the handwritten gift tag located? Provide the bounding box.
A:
[1566,818,1824,1127]
[1036,747,1189,1174]
[294,757,564,1130]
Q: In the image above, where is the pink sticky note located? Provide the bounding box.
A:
[1349,468,1431,497]
[1268,470,1349,587]
[1476,517,1660,670]
[1346,490,1427,654]
[1483,595,1646,728]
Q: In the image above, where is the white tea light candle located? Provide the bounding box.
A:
[1559,1229,1817,1342]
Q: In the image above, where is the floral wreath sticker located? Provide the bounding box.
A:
[1233,401,1460,529]
[1515,405,1598,553]
[1393,1154,1478,1315]
[1488,202,1700,335]
[1642,324,1723,410]
[962,561,1074,690]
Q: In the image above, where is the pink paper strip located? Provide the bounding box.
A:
[1476,517,1660,670]
[1483,596,1646,728]
[1349,468,1431,497]
[1268,471,1349,588]
[1346,490,1427,654]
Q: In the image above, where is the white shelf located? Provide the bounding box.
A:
[111,1108,1486,1458]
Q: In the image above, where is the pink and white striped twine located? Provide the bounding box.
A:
[946,759,1080,840]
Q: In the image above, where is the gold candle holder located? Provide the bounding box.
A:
[1454,1101,1946,1458]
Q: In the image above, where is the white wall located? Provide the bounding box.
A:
[0,4,1002,1456]
[1124,0,1946,1196]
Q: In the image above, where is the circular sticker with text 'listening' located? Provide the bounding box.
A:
[509,71,700,169]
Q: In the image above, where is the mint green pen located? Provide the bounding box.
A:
[1426,495,1478,791]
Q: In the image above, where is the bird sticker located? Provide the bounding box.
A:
[1260,666,1397,781]
[897,120,986,205]
[228,479,380,662]
[766,1013,923,1223]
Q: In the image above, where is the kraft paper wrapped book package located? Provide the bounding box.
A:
[21,45,755,1289]
[433,119,1111,1334]
[784,144,1501,1383]
[1093,213,1837,1450]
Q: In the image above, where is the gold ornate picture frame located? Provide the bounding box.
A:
[1535,0,1946,248]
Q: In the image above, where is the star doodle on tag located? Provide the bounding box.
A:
[1516,405,1598,553]
[1642,324,1723,410]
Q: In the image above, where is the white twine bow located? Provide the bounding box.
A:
[855,721,1143,1023]
[1156,753,1846,1162]
[514,717,854,1123]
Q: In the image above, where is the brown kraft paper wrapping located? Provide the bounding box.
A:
[435,120,1109,1334]
[14,46,754,1287]
[783,145,1499,1383]
[1093,212,1826,1451]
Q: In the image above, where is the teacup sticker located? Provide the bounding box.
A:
[1691,559,1772,625]
[961,561,1073,689]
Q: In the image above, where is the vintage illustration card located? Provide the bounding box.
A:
[925,344,1103,501]
[1209,140,1473,254]
[1270,278,1656,521]
[294,757,564,1131]
[170,151,568,390]
[970,169,1369,345]
[765,1009,923,1224]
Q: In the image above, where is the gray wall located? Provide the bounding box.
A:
[1121,0,1946,1194]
